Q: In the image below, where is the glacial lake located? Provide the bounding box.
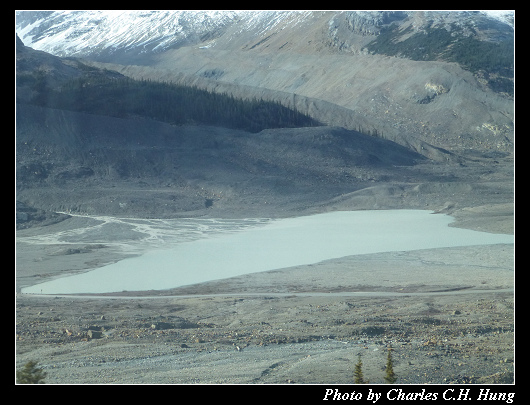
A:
[21,210,514,295]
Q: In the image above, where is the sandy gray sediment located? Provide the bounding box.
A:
[16,216,514,384]
[15,285,514,384]
[15,162,514,383]
[15,12,514,383]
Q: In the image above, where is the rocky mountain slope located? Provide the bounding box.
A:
[15,12,514,387]
[16,10,514,156]
[16,37,433,221]
[15,11,514,223]
[15,11,514,63]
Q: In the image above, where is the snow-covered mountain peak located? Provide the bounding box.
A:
[15,10,241,57]
[15,10,514,63]
[480,10,514,26]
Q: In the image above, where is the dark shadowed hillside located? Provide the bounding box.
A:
[27,75,321,133]
[15,11,514,387]
[15,11,514,224]
[16,103,429,220]
[16,11,514,156]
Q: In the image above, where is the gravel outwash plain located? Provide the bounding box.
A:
[16,162,514,384]
[15,11,514,385]
[15,114,514,384]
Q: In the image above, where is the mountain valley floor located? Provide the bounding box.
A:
[15,157,514,384]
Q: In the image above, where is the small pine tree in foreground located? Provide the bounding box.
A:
[354,353,367,384]
[384,347,397,384]
[16,360,47,384]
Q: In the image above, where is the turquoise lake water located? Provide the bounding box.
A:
[21,210,514,295]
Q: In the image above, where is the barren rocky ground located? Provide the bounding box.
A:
[15,12,514,384]
[15,157,514,384]
[15,104,514,385]
[15,274,514,384]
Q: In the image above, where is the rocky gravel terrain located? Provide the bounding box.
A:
[16,239,514,384]
[15,11,514,385]
[15,287,514,384]
[15,148,514,384]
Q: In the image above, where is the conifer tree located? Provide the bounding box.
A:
[384,346,397,384]
[353,353,366,384]
[16,360,47,384]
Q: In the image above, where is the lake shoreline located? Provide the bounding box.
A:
[18,210,513,295]
[16,206,514,384]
